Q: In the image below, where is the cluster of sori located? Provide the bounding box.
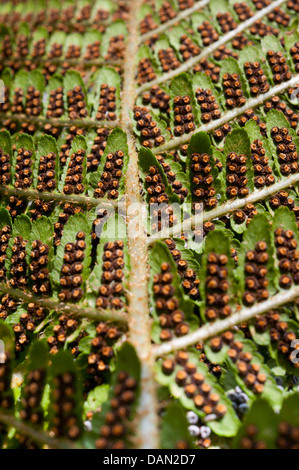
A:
[290,42,299,72]
[47,87,64,119]
[65,44,81,60]
[161,351,227,419]
[47,42,63,60]
[223,73,246,109]
[158,48,181,72]
[210,332,267,394]
[93,150,124,200]
[92,208,109,253]
[94,8,109,22]
[15,148,33,189]
[153,262,189,341]
[96,84,117,121]
[43,122,60,139]
[242,241,269,306]
[0,352,13,437]
[144,164,174,223]
[105,35,126,61]
[190,152,218,211]
[29,240,51,296]
[54,203,84,247]
[84,40,101,60]
[37,152,57,192]
[11,88,24,113]
[233,204,258,226]
[14,305,40,354]
[274,228,299,289]
[86,323,122,390]
[63,149,85,195]
[134,106,165,147]
[6,192,27,219]
[216,12,237,33]
[265,96,299,130]
[0,294,17,320]
[266,51,292,84]
[0,225,11,280]
[173,96,195,136]
[25,86,42,117]
[213,122,232,143]
[1,35,12,59]
[30,198,54,221]
[16,34,29,58]
[47,314,82,355]
[204,253,231,322]
[32,37,46,58]
[67,86,88,119]
[250,19,279,37]
[198,21,219,46]
[178,0,195,9]
[232,33,252,51]
[250,139,276,188]
[10,236,28,289]
[142,85,170,114]
[241,421,299,449]
[238,109,266,135]
[59,231,86,302]
[144,165,176,231]
[227,386,249,416]
[196,343,222,378]
[14,303,47,352]
[267,6,291,27]
[255,310,298,368]
[186,410,212,449]
[240,425,267,449]
[155,154,188,201]
[287,0,299,12]
[87,128,111,172]
[277,422,299,449]
[233,2,254,20]
[17,369,46,449]
[226,152,249,199]
[195,88,221,123]
[60,127,86,167]
[51,372,81,440]
[179,35,201,61]
[0,149,10,186]
[213,45,238,61]
[95,371,137,449]
[269,190,299,227]
[140,13,158,35]
[165,239,200,300]
[96,241,125,311]
[159,1,176,23]
[193,59,220,83]
[244,62,270,96]
[273,127,299,175]
[0,86,10,114]
[137,58,156,85]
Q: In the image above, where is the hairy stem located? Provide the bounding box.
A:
[149,172,299,243]
[151,74,299,155]
[0,185,121,209]
[0,284,127,324]
[0,113,119,130]
[137,0,288,94]
[121,0,159,450]
[152,286,299,357]
[0,58,122,68]
[0,411,78,449]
